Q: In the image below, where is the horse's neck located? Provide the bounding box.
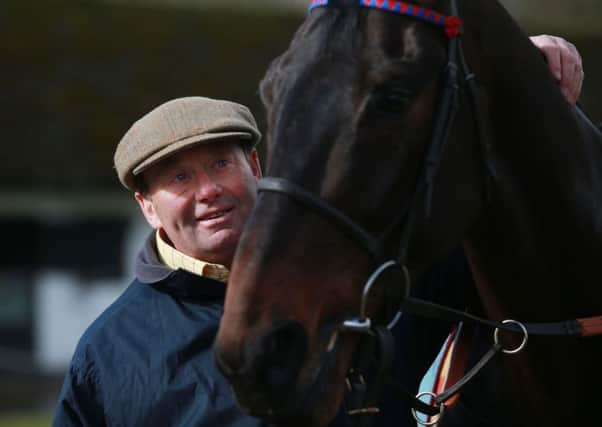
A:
[464,0,602,319]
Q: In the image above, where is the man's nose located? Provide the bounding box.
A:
[195,173,223,202]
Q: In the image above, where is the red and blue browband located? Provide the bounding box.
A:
[308,0,462,38]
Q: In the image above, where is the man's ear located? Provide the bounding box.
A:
[135,192,162,229]
[249,148,263,180]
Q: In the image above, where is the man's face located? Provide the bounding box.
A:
[135,141,261,267]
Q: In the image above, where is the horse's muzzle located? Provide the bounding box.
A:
[215,320,308,416]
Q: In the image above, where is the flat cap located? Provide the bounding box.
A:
[114,96,261,190]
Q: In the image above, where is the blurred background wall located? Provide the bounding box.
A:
[0,0,600,424]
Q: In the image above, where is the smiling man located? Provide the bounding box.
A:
[53,97,268,427]
[134,136,260,268]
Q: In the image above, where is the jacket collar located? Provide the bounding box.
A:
[155,229,229,283]
[135,232,226,302]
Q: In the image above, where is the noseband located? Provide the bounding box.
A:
[258,0,602,425]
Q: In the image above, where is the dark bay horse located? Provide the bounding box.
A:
[215,0,602,426]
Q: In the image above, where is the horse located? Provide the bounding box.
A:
[215,0,602,426]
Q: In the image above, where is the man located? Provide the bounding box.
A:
[54,97,267,427]
[54,35,584,427]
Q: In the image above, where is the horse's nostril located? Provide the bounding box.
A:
[255,320,307,391]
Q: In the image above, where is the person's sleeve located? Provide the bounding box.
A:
[53,360,106,427]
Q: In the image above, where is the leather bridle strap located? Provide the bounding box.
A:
[396,34,461,264]
[403,296,588,337]
[578,316,602,336]
[344,326,397,427]
[258,177,382,260]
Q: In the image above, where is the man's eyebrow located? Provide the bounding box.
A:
[158,155,184,171]
[147,158,181,181]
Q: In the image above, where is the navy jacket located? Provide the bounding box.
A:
[54,234,272,427]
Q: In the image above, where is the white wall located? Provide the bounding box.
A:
[33,215,151,373]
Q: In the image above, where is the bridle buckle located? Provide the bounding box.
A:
[342,317,373,333]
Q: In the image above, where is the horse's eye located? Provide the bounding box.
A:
[367,86,412,115]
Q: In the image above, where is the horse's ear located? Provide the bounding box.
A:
[259,55,283,109]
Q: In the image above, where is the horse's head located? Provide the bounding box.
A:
[216,1,488,425]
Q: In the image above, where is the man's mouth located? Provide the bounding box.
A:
[199,207,233,222]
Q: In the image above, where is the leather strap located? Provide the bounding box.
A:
[577,316,602,337]
[434,342,501,405]
[346,326,398,426]
[258,178,382,260]
[403,296,587,337]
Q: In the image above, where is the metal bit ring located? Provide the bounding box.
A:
[411,391,444,426]
[493,319,528,354]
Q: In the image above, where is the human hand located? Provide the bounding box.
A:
[530,35,584,105]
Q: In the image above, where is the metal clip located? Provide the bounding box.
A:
[411,391,445,426]
[342,317,373,334]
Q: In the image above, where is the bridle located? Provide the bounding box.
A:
[258,0,602,425]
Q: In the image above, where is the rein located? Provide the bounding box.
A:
[259,0,602,425]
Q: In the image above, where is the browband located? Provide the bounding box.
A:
[308,0,462,38]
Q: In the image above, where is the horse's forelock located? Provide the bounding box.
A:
[259,56,281,110]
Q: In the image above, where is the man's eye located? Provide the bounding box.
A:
[216,159,229,168]
[174,173,188,182]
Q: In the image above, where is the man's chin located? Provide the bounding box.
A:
[195,230,239,265]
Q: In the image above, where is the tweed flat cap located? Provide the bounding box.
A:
[114,97,261,190]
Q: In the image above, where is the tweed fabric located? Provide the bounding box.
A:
[114,97,261,190]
